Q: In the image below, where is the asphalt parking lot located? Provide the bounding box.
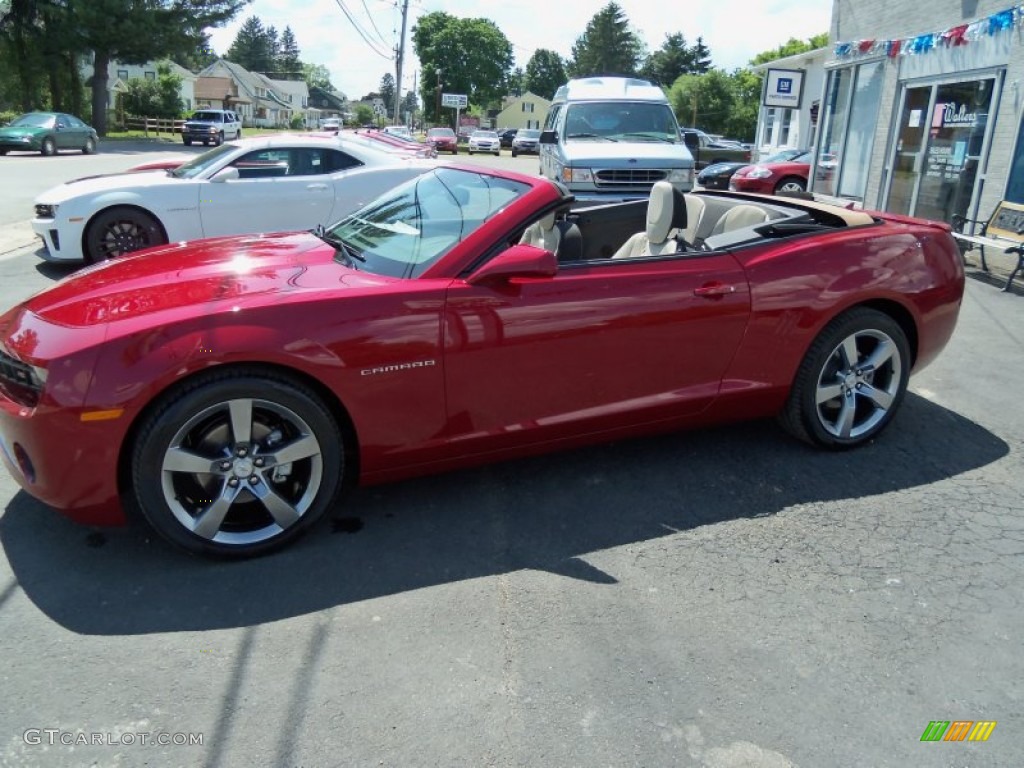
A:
[0,140,1021,767]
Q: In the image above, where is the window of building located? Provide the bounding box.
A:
[117,69,129,81]
[144,71,156,81]
[522,102,534,113]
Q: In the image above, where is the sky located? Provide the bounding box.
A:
[205,0,833,101]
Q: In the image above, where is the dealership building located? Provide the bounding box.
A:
[764,1,1024,236]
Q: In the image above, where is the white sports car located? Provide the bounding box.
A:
[31,135,438,263]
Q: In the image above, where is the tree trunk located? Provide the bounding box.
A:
[12,27,37,112]
[91,50,110,135]
[48,61,65,111]
[68,53,84,117]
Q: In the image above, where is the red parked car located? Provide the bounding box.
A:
[425,127,458,155]
[730,150,812,195]
[0,167,964,558]
[352,129,436,158]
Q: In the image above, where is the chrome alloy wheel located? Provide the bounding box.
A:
[814,328,902,440]
[160,397,324,546]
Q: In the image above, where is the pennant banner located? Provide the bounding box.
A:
[834,4,1024,59]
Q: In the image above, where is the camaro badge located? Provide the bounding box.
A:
[360,360,437,376]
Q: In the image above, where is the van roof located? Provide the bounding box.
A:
[551,77,668,105]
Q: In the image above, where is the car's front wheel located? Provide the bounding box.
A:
[82,137,97,154]
[40,137,55,156]
[779,308,911,449]
[214,131,224,146]
[131,371,343,557]
[775,176,806,194]
[84,206,168,263]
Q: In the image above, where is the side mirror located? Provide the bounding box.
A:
[211,166,240,183]
[465,244,557,286]
[539,130,558,145]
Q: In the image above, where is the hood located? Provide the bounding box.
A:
[19,232,393,329]
[561,140,693,167]
[35,170,180,204]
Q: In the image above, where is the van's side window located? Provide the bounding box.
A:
[544,105,561,132]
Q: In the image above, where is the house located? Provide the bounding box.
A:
[494,92,551,131]
[83,58,196,115]
[266,77,319,128]
[198,59,293,127]
[309,85,351,123]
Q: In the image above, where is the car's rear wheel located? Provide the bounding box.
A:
[84,206,167,263]
[183,137,192,146]
[131,371,343,558]
[40,138,55,156]
[82,137,97,154]
[775,176,806,194]
[780,308,910,449]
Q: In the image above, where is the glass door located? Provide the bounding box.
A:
[886,86,933,216]
[884,75,1000,221]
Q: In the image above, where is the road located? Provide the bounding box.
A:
[0,142,1021,767]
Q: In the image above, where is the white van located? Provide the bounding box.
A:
[539,77,694,201]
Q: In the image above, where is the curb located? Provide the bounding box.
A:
[0,221,36,258]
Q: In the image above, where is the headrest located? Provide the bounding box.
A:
[646,181,687,244]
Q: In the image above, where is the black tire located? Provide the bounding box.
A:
[82,136,97,154]
[779,308,911,449]
[511,149,518,157]
[131,371,343,558]
[236,128,242,139]
[0,149,7,156]
[40,137,56,156]
[84,206,167,263]
[493,150,500,156]
[214,131,224,146]
[775,176,806,194]
[183,137,192,146]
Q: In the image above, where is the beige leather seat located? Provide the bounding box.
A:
[612,181,688,259]
[711,204,770,235]
[681,194,706,244]
[519,212,560,252]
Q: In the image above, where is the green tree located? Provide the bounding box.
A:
[568,2,645,78]
[412,11,513,123]
[722,68,761,141]
[354,103,374,125]
[750,33,828,66]
[669,70,736,135]
[68,0,246,135]
[640,33,713,86]
[122,64,181,119]
[509,67,524,97]
[303,63,334,91]
[523,49,565,100]
[277,26,301,79]
[226,16,277,74]
[379,72,395,114]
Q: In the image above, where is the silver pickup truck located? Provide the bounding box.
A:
[538,77,694,202]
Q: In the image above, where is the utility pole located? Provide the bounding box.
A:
[393,0,410,126]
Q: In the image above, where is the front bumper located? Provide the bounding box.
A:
[31,217,81,261]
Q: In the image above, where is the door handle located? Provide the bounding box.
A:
[306,183,329,190]
[693,282,736,299]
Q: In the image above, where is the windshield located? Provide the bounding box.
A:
[326,167,531,278]
[764,149,808,163]
[428,128,455,138]
[190,112,224,122]
[518,130,541,139]
[564,102,680,142]
[473,131,498,139]
[169,144,237,179]
[11,113,54,128]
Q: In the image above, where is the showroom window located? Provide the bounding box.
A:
[814,60,883,200]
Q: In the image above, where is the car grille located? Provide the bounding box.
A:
[594,169,668,187]
[0,349,42,407]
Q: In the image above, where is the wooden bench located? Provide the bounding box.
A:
[952,201,1024,291]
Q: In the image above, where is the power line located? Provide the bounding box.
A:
[333,0,393,60]
[359,0,391,49]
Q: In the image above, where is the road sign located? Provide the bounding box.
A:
[441,93,468,108]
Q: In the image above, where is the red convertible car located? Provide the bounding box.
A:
[0,167,964,558]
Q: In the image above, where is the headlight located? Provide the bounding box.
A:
[34,203,57,219]
[748,167,773,179]
[667,168,692,184]
[562,167,593,184]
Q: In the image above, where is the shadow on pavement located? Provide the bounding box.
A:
[0,393,1008,636]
